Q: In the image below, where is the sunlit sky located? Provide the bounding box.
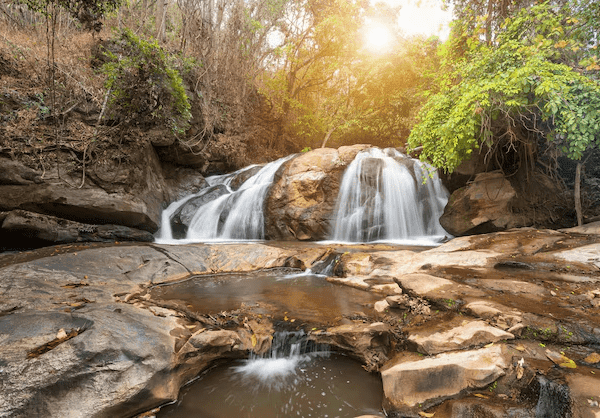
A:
[380,0,453,39]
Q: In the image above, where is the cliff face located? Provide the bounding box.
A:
[0,31,254,250]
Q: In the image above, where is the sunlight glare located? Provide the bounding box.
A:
[364,25,394,54]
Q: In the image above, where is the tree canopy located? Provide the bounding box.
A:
[408,0,600,174]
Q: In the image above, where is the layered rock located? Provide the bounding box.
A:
[0,143,206,248]
[381,345,508,409]
[1,209,154,243]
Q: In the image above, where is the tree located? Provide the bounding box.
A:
[257,0,366,149]
[408,1,600,177]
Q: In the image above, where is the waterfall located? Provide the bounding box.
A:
[156,155,293,243]
[331,147,449,243]
[233,331,329,389]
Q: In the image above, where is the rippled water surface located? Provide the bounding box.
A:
[150,269,381,324]
[158,353,383,418]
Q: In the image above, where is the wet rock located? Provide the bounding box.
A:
[226,164,264,190]
[381,345,508,409]
[446,398,533,418]
[440,171,528,236]
[312,322,393,371]
[535,376,572,418]
[163,166,208,202]
[169,184,230,238]
[408,320,514,355]
[1,209,153,244]
[265,144,370,240]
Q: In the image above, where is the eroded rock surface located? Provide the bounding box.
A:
[382,345,508,409]
[265,144,370,240]
[440,171,528,236]
[1,228,600,418]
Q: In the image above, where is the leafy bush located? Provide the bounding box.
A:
[100,29,192,135]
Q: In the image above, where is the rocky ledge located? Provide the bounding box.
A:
[0,225,599,417]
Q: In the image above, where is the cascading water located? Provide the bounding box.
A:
[157,147,448,244]
[157,155,293,242]
[331,147,449,243]
[157,331,384,417]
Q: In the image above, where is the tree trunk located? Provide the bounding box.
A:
[321,125,337,148]
[156,0,166,42]
[575,162,583,226]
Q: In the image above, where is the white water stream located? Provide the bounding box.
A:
[156,155,293,243]
[331,148,449,244]
[157,147,449,244]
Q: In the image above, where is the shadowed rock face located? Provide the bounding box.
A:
[440,171,527,236]
[0,228,599,417]
[0,145,207,249]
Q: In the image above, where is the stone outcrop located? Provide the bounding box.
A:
[440,171,528,236]
[381,345,508,409]
[2,209,154,243]
[0,143,206,249]
[407,320,514,355]
[265,144,370,240]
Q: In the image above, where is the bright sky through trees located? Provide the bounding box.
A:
[363,24,394,53]
[381,0,452,38]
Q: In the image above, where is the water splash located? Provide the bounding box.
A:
[331,148,449,243]
[233,331,329,390]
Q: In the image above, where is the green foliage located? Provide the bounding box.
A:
[100,29,192,134]
[409,1,600,173]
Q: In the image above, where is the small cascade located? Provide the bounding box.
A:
[157,155,293,242]
[331,147,449,243]
[157,329,383,417]
[234,331,329,389]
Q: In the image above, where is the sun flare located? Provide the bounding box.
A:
[364,25,394,54]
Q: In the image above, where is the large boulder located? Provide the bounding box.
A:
[265,145,370,240]
[440,171,528,236]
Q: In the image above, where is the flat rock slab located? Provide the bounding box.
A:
[552,243,600,269]
[395,273,454,295]
[560,221,600,235]
[381,345,508,409]
[408,320,514,355]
